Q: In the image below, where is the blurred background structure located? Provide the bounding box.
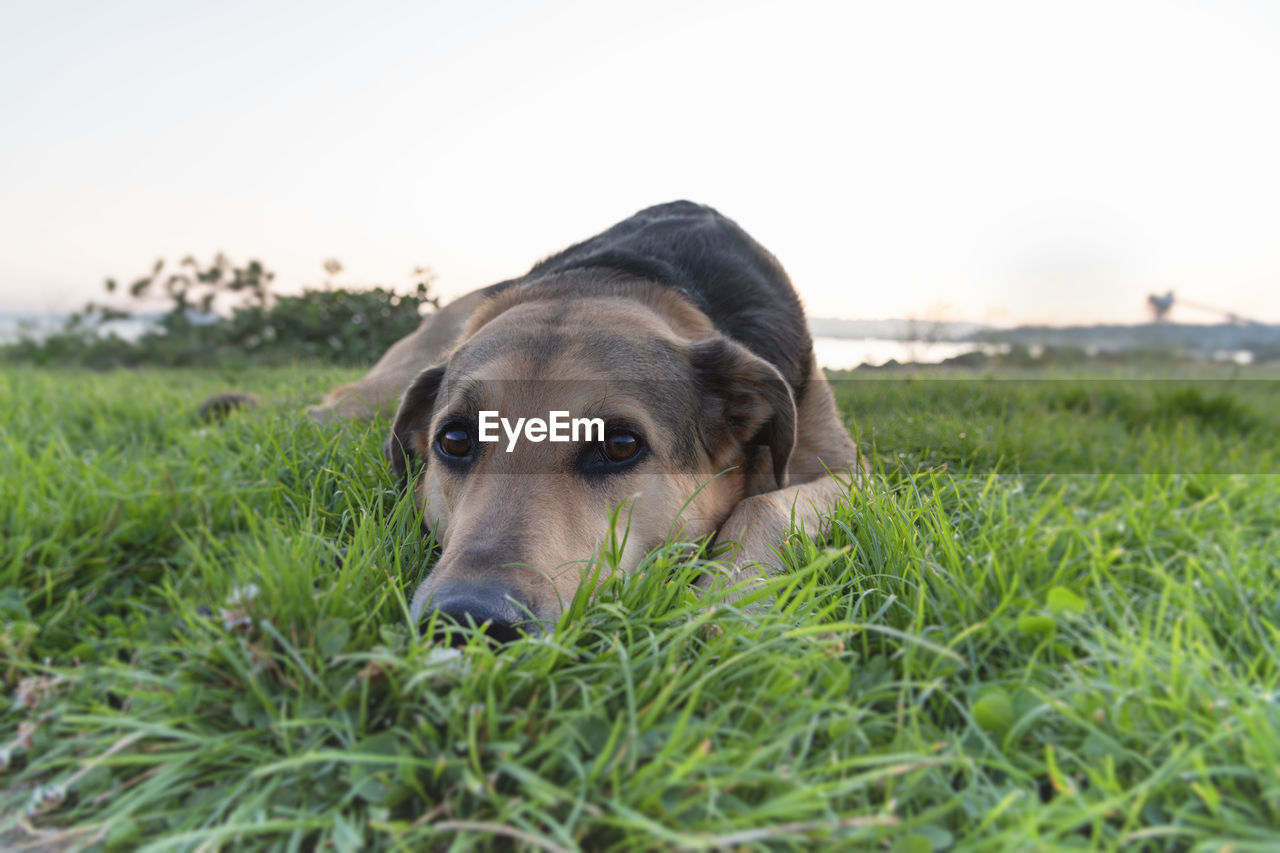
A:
[1147,291,1257,326]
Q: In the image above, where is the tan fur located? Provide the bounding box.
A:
[319,280,859,629]
[401,295,751,623]
[462,278,718,344]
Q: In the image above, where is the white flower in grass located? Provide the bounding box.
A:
[226,583,261,606]
[219,583,263,631]
[26,783,67,817]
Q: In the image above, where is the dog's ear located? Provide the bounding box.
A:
[688,337,796,494]
[385,364,446,479]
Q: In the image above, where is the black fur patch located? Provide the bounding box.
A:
[522,201,813,406]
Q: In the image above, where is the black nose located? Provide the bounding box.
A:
[423,582,531,645]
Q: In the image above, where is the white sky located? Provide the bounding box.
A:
[3,0,1278,325]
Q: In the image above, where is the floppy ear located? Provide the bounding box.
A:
[385,364,446,479]
[688,337,797,494]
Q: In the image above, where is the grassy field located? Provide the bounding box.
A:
[2,364,1278,851]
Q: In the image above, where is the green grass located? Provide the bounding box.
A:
[2,365,1278,851]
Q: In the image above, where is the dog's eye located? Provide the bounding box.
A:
[437,426,473,458]
[601,429,641,463]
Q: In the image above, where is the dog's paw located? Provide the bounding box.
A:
[713,493,793,571]
[308,385,381,422]
[694,494,794,602]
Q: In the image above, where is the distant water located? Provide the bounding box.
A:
[812,337,1009,369]
[0,313,153,344]
[811,336,1254,369]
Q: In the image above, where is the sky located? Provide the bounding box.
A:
[2,0,1278,325]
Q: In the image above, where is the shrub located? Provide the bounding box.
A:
[2,256,439,368]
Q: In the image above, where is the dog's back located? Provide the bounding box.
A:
[522,201,813,402]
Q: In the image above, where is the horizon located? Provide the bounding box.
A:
[3,1,1278,326]
[3,306,1275,332]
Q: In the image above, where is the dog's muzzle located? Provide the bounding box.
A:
[410,578,539,645]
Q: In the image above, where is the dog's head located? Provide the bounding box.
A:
[386,287,796,639]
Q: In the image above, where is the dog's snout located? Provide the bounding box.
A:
[415,580,533,645]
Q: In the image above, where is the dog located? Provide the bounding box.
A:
[311,201,859,637]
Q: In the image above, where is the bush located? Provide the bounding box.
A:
[1,256,439,368]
